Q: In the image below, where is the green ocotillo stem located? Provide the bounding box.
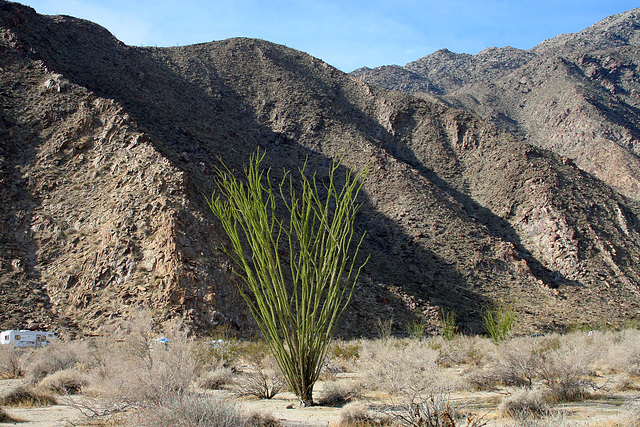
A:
[208,151,369,406]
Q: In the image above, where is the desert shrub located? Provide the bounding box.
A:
[90,312,199,405]
[360,338,439,395]
[0,344,25,378]
[0,386,57,407]
[233,353,285,399]
[461,366,500,391]
[317,380,363,407]
[38,368,89,394]
[482,303,515,343]
[536,336,598,403]
[429,335,493,368]
[197,367,236,390]
[338,402,393,426]
[493,337,541,388]
[603,328,640,376]
[331,340,361,362]
[610,373,640,392]
[136,393,278,427]
[499,388,551,421]
[23,339,88,381]
[323,340,362,377]
[194,338,245,372]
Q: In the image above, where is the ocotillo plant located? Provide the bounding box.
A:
[208,152,369,406]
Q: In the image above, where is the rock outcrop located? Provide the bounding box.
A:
[1,1,639,336]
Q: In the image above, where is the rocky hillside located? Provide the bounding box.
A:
[1,1,640,336]
[351,8,640,202]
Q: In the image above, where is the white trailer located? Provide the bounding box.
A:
[0,330,56,347]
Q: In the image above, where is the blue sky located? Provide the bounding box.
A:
[18,0,640,72]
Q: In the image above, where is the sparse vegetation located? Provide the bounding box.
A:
[0,324,637,425]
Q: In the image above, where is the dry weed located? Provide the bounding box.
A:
[135,393,278,426]
[338,401,394,426]
[197,367,236,390]
[317,379,364,407]
[234,356,285,399]
[498,388,551,421]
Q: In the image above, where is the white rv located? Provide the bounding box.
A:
[0,330,56,347]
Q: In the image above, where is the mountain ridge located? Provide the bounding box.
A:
[351,8,640,202]
[1,1,640,336]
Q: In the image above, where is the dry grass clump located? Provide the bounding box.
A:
[337,402,393,426]
[317,380,364,407]
[0,386,58,407]
[135,393,279,427]
[38,368,90,394]
[498,388,551,421]
[197,367,236,390]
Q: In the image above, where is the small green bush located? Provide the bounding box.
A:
[331,341,361,361]
[407,318,427,340]
[482,303,515,343]
[439,309,457,341]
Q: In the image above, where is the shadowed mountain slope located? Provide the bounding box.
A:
[1,1,640,335]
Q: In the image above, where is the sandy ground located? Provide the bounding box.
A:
[1,376,639,426]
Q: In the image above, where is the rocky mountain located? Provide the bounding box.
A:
[351,8,640,202]
[1,1,640,336]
